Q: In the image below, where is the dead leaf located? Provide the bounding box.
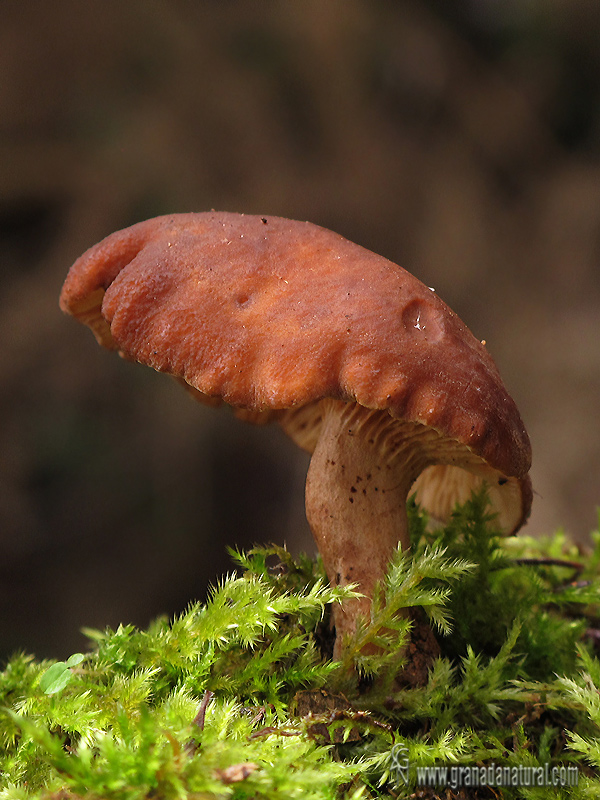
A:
[215,762,259,784]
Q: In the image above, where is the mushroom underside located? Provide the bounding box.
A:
[281,398,525,652]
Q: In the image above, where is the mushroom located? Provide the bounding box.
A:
[59,212,532,656]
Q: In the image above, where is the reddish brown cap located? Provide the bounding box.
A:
[60,211,532,533]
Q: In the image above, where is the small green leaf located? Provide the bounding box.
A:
[66,652,86,668]
[39,662,72,695]
[38,653,85,694]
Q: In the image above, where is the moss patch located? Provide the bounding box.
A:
[2,491,600,798]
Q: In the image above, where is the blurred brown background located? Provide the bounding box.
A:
[1,0,599,662]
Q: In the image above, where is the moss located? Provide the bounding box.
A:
[2,491,600,798]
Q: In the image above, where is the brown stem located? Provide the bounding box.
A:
[304,401,418,657]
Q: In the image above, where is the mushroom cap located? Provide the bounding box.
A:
[60,211,532,533]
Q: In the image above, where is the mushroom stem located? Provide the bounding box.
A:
[305,400,421,657]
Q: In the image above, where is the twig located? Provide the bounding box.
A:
[192,689,214,731]
[514,558,584,578]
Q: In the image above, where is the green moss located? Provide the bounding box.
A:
[2,493,600,798]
